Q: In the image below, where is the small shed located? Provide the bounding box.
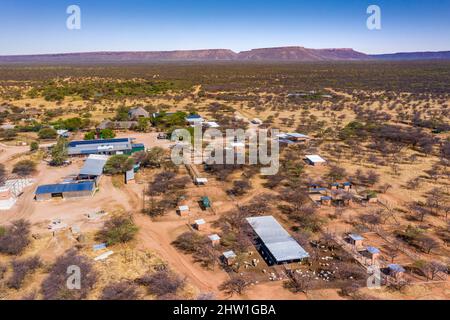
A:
[365,246,381,263]
[305,155,326,166]
[343,182,353,191]
[208,234,221,247]
[195,178,208,185]
[178,205,190,217]
[286,133,310,142]
[194,219,206,231]
[223,250,237,266]
[330,183,340,190]
[388,264,406,280]
[200,197,211,209]
[348,234,364,249]
[321,196,332,206]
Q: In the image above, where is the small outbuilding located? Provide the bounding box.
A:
[194,219,206,231]
[365,246,381,263]
[321,196,332,206]
[305,155,326,166]
[388,264,406,280]
[348,234,365,249]
[208,234,221,247]
[223,250,237,266]
[178,205,190,217]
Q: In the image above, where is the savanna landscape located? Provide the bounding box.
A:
[0,60,448,301]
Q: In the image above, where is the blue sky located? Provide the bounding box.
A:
[0,0,449,55]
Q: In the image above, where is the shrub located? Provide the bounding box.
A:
[100,129,115,139]
[12,160,37,176]
[172,232,207,254]
[136,270,185,298]
[7,256,42,289]
[41,249,97,300]
[97,215,138,246]
[1,129,18,140]
[30,141,39,152]
[101,281,141,300]
[84,131,96,140]
[38,127,57,140]
[0,220,31,255]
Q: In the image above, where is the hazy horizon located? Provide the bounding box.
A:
[1,1,450,55]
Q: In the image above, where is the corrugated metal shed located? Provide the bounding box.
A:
[68,138,133,155]
[79,155,109,176]
[35,181,95,195]
[246,216,309,263]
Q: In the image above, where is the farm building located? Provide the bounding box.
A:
[223,250,237,266]
[35,181,95,201]
[67,138,144,156]
[78,154,109,184]
[128,107,150,119]
[194,219,206,231]
[208,234,221,246]
[305,155,326,166]
[387,264,406,280]
[246,216,309,266]
[365,246,381,263]
[285,133,310,142]
[348,234,365,249]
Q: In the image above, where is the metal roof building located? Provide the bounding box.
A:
[305,155,327,165]
[35,181,95,201]
[68,138,133,156]
[79,155,109,177]
[246,216,309,265]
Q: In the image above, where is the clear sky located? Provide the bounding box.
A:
[0,0,449,55]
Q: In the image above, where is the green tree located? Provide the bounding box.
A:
[104,155,134,175]
[51,138,68,166]
[84,131,96,140]
[100,129,116,139]
[136,118,149,132]
[38,127,57,140]
[114,106,130,121]
[97,215,138,245]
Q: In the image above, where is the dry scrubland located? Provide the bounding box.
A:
[0,62,449,300]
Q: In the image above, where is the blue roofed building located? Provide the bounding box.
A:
[35,181,95,201]
[67,138,144,156]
